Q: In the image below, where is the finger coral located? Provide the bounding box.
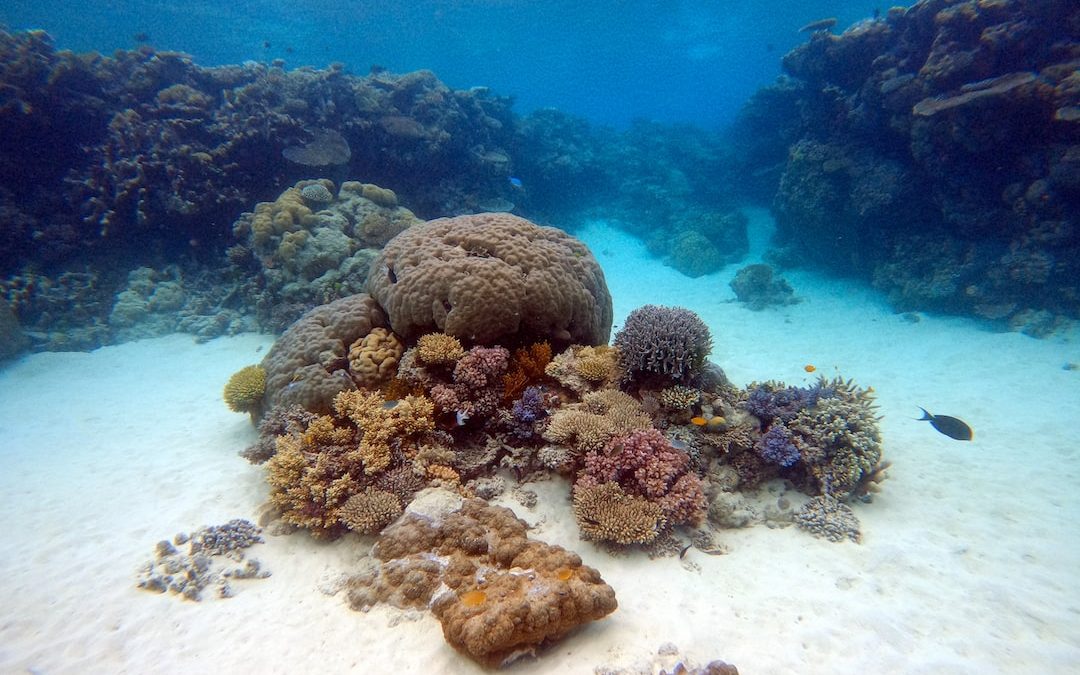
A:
[346,492,617,668]
[223,364,267,414]
[415,332,466,366]
[614,305,712,387]
[333,389,436,474]
[366,213,612,347]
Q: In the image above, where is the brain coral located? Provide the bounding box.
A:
[260,293,390,416]
[366,213,612,347]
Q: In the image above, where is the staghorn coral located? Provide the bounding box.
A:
[333,389,436,475]
[795,495,861,543]
[259,293,389,416]
[614,305,712,387]
[346,492,617,668]
[338,488,403,534]
[415,332,466,366]
[367,213,612,347]
[572,481,666,545]
[347,327,404,388]
[659,385,700,411]
[755,423,800,468]
[266,431,358,538]
[241,404,316,464]
[223,365,267,414]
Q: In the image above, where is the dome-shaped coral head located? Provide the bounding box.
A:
[613,305,712,388]
[366,213,612,349]
[223,365,267,414]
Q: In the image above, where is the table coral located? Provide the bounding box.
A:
[366,213,612,347]
[542,389,651,456]
[346,493,617,668]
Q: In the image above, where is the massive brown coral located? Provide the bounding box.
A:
[259,293,390,416]
[346,492,617,668]
[366,213,613,347]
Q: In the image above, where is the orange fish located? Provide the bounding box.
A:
[804,364,816,373]
[690,417,707,426]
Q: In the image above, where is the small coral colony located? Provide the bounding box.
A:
[212,190,888,666]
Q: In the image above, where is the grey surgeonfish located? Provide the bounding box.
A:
[918,407,973,441]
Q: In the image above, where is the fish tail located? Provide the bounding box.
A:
[917,407,932,420]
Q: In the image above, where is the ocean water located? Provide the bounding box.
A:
[2,1,1079,673]
[0,0,883,127]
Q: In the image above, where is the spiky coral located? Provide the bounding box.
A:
[223,365,266,413]
[542,389,651,456]
[613,305,712,386]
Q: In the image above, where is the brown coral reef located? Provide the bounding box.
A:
[346,492,618,668]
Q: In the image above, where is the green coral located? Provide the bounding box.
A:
[223,365,267,413]
[788,392,882,499]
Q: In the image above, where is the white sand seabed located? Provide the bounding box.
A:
[2,211,1079,673]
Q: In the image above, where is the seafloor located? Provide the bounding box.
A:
[1,214,1078,674]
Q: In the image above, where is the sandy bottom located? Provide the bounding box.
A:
[2,212,1079,674]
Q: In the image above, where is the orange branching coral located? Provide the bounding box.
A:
[348,327,405,388]
[415,332,465,366]
[302,414,353,446]
[503,341,552,401]
[333,390,436,474]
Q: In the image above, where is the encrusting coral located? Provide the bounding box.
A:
[366,212,613,347]
[223,364,267,414]
[345,491,617,668]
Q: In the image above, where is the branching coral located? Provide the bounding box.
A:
[333,389,436,474]
[415,332,465,366]
[502,341,552,401]
[545,344,620,395]
[787,393,882,499]
[795,495,861,543]
[572,481,666,545]
[338,488,403,534]
[614,305,712,386]
[429,345,510,422]
[223,364,267,414]
[542,389,651,456]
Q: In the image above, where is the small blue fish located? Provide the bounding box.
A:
[455,410,471,427]
[508,176,523,189]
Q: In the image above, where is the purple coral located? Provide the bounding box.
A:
[744,380,833,423]
[756,424,800,468]
[508,385,549,439]
[578,428,705,527]
[613,305,712,385]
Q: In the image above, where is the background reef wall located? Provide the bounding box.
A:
[734,0,1080,334]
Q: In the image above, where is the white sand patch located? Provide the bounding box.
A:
[1,215,1078,673]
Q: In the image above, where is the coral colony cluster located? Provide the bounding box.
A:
[215,209,887,668]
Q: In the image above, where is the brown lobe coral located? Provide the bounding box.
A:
[366,213,612,347]
[347,327,404,388]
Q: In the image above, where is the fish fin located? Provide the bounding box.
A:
[917,407,932,421]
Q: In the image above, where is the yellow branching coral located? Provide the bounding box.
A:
[302,414,353,446]
[415,332,465,366]
[333,390,435,475]
[338,488,403,534]
[348,327,405,388]
[573,482,666,545]
[223,364,267,413]
[659,385,700,411]
[265,433,358,537]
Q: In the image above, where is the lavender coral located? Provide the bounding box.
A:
[613,305,712,386]
[756,423,800,468]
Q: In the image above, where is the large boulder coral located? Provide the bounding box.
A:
[366,213,612,347]
[259,293,390,415]
[346,490,618,668]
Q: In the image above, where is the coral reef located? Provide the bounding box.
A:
[347,327,404,389]
[613,305,713,387]
[223,365,267,414]
[0,300,28,360]
[729,264,799,310]
[259,293,389,415]
[136,520,269,601]
[572,481,667,545]
[745,0,1080,328]
[794,495,862,543]
[542,389,652,457]
[367,213,612,347]
[337,488,403,534]
[544,344,621,395]
[346,491,617,668]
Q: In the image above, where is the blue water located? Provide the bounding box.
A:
[1,0,892,127]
